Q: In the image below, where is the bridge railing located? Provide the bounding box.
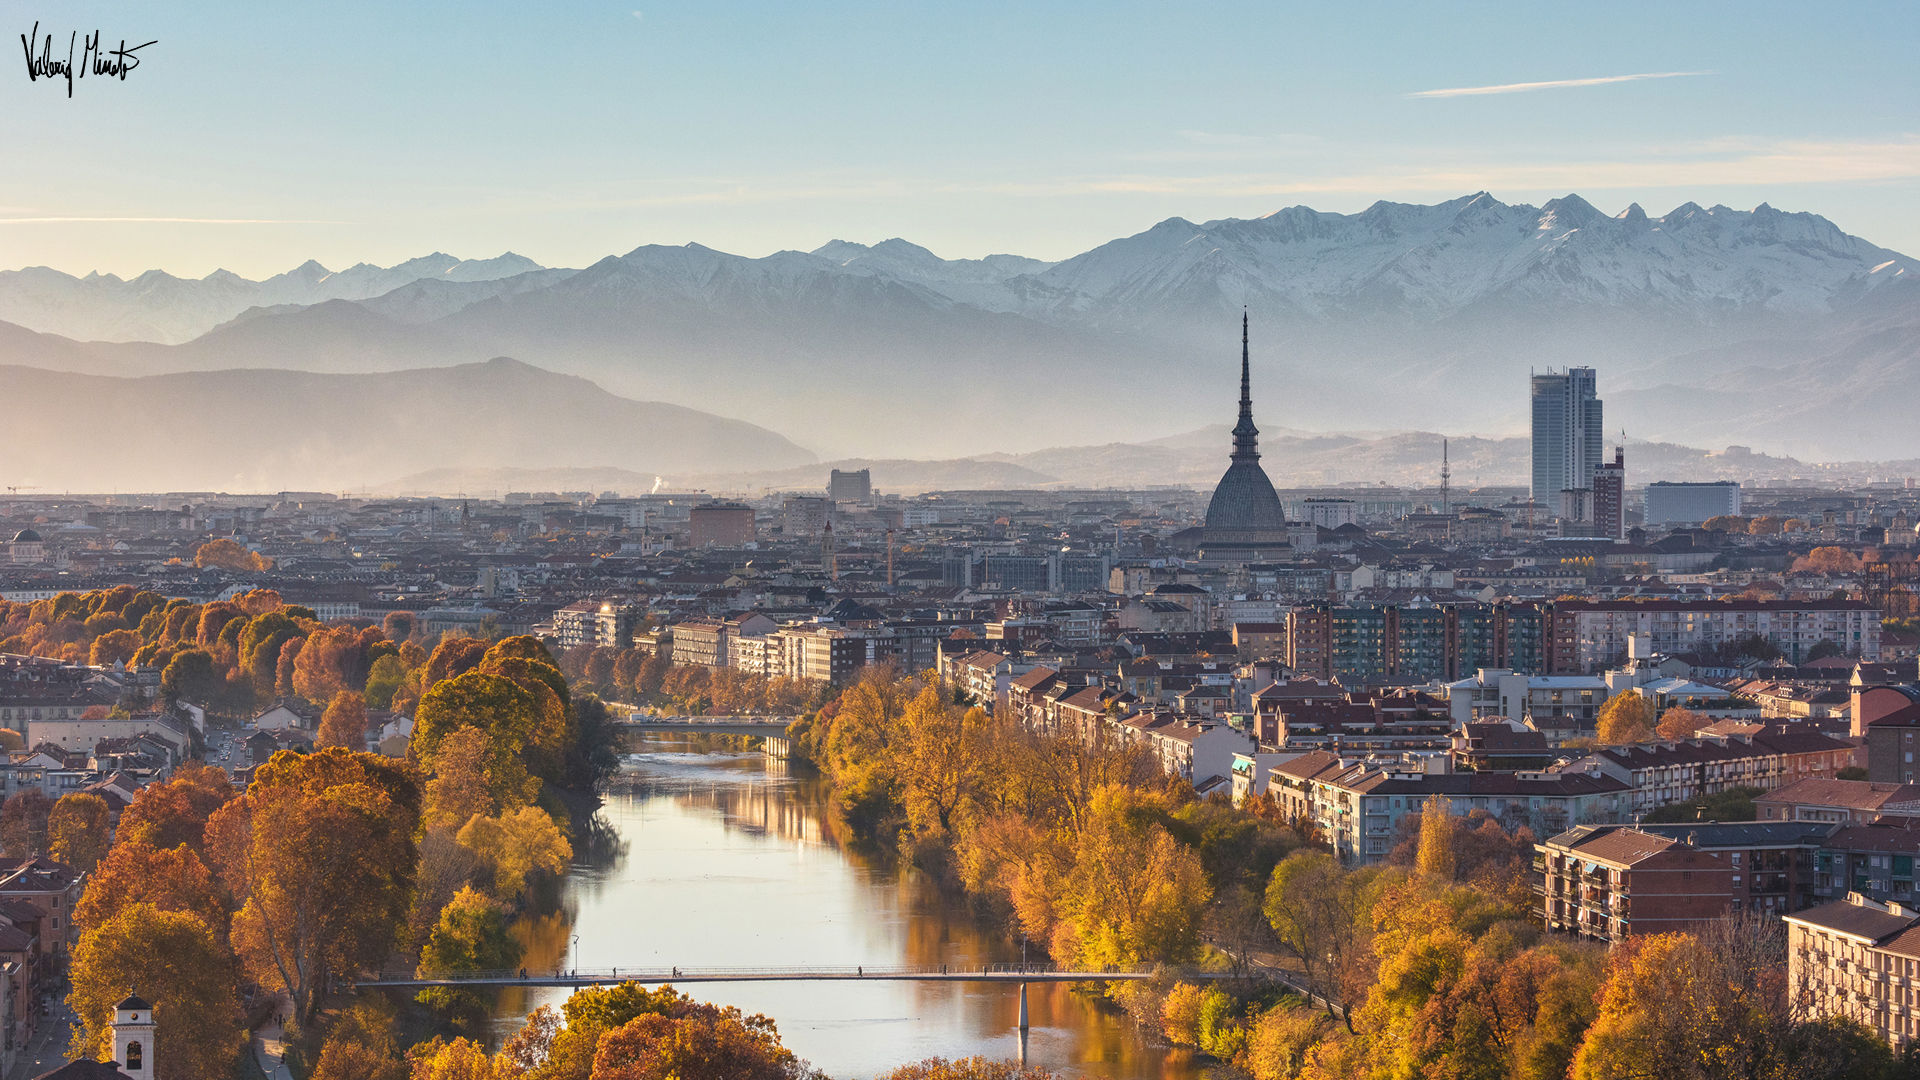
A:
[359,962,1146,984]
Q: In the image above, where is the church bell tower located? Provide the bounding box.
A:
[111,993,155,1080]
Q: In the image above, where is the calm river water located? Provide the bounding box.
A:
[480,739,1209,1079]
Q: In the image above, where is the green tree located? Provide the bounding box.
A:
[365,654,409,710]
[413,671,541,808]
[1264,851,1381,1025]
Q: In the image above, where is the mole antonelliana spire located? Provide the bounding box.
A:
[1196,311,1290,562]
[1232,309,1259,462]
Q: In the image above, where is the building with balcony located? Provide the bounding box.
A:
[1537,825,1734,943]
[1784,894,1920,1048]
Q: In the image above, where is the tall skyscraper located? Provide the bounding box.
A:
[1530,367,1603,504]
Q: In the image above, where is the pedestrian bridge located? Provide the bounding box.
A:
[351,963,1244,989]
[611,715,795,739]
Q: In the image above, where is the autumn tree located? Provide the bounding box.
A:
[194,538,272,573]
[456,806,572,902]
[1594,693,1657,745]
[313,1002,407,1080]
[1564,914,1894,1080]
[1414,794,1455,881]
[896,682,989,842]
[47,792,111,873]
[117,762,236,851]
[414,671,544,809]
[1656,706,1712,741]
[1052,784,1211,969]
[408,1036,498,1080]
[422,636,491,692]
[383,610,418,643]
[75,840,229,937]
[590,1008,803,1080]
[317,690,371,750]
[1793,546,1862,575]
[1265,851,1383,1024]
[0,788,52,857]
[69,902,245,1080]
[496,983,709,1080]
[207,748,423,1029]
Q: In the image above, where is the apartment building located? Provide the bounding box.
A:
[1536,825,1735,943]
[1562,731,1857,817]
[1270,753,1630,864]
[1545,599,1881,673]
[1785,894,1920,1047]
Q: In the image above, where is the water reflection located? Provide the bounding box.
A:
[483,739,1206,1079]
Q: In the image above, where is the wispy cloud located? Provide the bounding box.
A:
[0,216,344,225]
[1409,71,1712,99]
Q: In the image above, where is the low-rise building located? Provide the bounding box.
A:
[1757,778,1920,824]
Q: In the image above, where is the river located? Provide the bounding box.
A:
[480,738,1211,1079]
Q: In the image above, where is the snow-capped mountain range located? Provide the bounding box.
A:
[0,251,553,343]
[2,192,1916,461]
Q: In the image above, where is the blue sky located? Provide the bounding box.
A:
[6,0,1919,277]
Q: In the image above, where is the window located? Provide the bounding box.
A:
[125,1041,142,1070]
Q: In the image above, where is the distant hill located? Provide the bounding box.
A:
[0,357,813,492]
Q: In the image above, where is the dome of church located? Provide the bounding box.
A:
[11,529,41,544]
[1205,460,1287,531]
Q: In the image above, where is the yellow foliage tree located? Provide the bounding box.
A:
[1594,694,1656,745]
[456,806,573,902]
[407,1036,498,1080]
[1415,794,1455,881]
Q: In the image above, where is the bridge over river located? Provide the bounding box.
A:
[610,714,799,754]
[353,963,1244,989]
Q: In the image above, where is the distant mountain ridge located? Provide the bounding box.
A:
[0,252,558,344]
[0,357,813,492]
[3,193,1917,462]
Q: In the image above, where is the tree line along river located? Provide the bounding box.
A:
[477,737,1212,1079]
